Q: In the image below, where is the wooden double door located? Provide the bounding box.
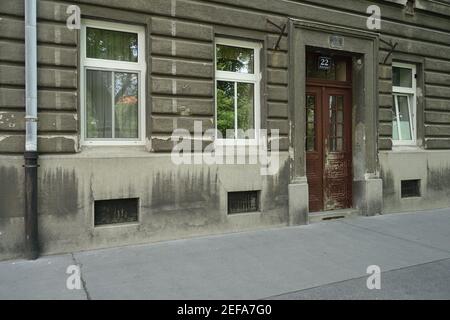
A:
[306,85,353,212]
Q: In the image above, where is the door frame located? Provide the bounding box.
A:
[306,83,353,212]
[287,19,383,225]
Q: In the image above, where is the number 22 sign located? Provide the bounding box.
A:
[318,56,332,71]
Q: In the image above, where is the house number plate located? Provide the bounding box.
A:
[318,56,332,71]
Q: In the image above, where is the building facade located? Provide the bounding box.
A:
[0,0,449,261]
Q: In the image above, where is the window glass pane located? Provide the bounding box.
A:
[86,70,113,139]
[307,107,315,123]
[329,95,345,151]
[216,44,254,74]
[306,54,348,82]
[397,95,413,140]
[237,83,255,139]
[336,124,343,138]
[329,96,338,137]
[217,81,236,139]
[335,60,347,82]
[393,67,413,88]
[114,72,139,139]
[86,27,138,62]
[392,96,400,140]
[329,138,336,152]
[306,95,316,152]
[336,138,343,152]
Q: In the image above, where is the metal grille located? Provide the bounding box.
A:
[94,198,139,226]
[401,180,421,198]
[228,191,260,215]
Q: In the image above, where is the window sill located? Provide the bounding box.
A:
[82,140,146,147]
[214,139,261,147]
[391,143,422,152]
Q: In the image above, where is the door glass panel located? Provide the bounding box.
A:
[329,95,344,152]
[336,124,343,138]
[336,138,343,151]
[306,95,316,151]
[337,109,344,123]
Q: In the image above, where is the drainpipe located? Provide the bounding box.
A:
[24,0,39,260]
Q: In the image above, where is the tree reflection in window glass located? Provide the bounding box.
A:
[306,95,316,152]
[115,72,139,139]
[86,70,139,140]
[237,83,255,139]
[217,81,236,139]
[216,45,254,74]
[86,27,138,62]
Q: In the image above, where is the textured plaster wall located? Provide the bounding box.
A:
[0,152,290,261]
[380,150,450,213]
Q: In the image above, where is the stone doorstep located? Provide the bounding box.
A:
[308,208,361,224]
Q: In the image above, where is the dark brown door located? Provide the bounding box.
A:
[306,86,353,212]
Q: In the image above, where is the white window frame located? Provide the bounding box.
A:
[392,62,417,147]
[80,19,146,146]
[215,38,262,146]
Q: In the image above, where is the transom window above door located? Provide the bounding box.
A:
[81,20,146,146]
[392,63,417,146]
[306,52,350,83]
[215,38,261,143]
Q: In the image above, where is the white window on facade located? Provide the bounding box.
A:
[392,62,417,146]
[215,38,262,143]
[80,20,146,146]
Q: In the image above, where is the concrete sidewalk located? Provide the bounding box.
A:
[1,208,450,300]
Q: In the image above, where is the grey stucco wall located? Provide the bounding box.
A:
[380,150,450,213]
[0,153,290,260]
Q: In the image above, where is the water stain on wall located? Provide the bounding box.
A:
[151,167,219,213]
[40,167,79,217]
[427,166,450,195]
[380,167,396,203]
[264,158,290,212]
[0,166,23,219]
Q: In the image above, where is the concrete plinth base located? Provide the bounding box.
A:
[353,178,383,216]
[288,181,309,226]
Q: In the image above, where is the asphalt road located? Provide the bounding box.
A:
[0,208,449,300]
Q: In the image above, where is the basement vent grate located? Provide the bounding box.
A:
[401,180,421,198]
[94,198,139,226]
[228,191,260,215]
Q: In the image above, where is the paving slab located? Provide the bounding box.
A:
[74,210,450,300]
[269,258,450,300]
[0,254,86,300]
[0,208,449,300]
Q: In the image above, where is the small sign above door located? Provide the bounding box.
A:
[318,56,332,71]
[329,35,344,49]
